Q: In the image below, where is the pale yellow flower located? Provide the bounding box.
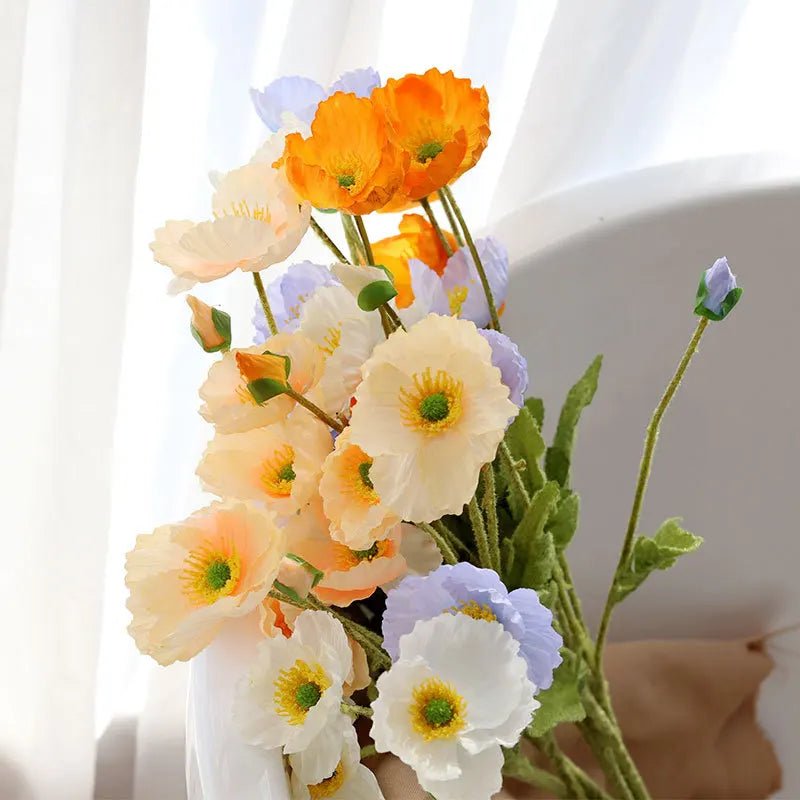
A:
[319,428,400,550]
[348,314,517,522]
[125,499,285,665]
[196,412,332,516]
[151,162,310,288]
[199,334,324,434]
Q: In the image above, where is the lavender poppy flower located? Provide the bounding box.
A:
[382,563,562,691]
[478,329,528,409]
[251,68,381,132]
[694,256,742,321]
[441,236,509,328]
[253,261,337,341]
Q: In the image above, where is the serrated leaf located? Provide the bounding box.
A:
[526,651,586,737]
[613,518,703,603]
[505,406,546,495]
[524,397,545,428]
[547,491,580,550]
[545,355,602,487]
[521,530,555,589]
[506,481,560,588]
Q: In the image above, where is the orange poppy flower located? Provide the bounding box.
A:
[371,213,457,307]
[371,68,490,209]
[277,92,408,215]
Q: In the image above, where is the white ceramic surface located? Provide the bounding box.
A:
[498,155,800,798]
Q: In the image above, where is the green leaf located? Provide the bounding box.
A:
[284,552,324,588]
[506,481,560,588]
[505,406,546,495]
[613,518,703,603]
[526,651,587,737]
[211,307,232,344]
[520,530,555,589]
[547,491,580,550]
[545,355,603,487]
[247,377,288,404]
[536,580,557,611]
[524,397,545,429]
[357,280,398,311]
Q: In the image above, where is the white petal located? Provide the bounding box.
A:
[419,744,503,800]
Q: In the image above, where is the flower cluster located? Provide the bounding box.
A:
[127,63,741,800]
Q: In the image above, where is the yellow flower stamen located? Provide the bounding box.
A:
[447,285,469,316]
[213,199,271,222]
[449,599,497,622]
[308,760,346,799]
[320,326,342,356]
[180,541,241,606]
[260,444,296,498]
[340,444,380,506]
[234,379,260,406]
[273,659,331,726]
[399,367,463,435]
[409,678,467,741]
[333,539,391,570]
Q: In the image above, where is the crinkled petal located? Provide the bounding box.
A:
[251,76,327,131]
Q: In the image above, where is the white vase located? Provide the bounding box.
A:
[185,611,291,800]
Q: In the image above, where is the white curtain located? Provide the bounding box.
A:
[3,1,800,798]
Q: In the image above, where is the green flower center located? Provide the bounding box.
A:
[295,681,322,710]
[205,560,232,591]
[419,392,450,422]
[278,463,296,483]
[358,461,374,490]
[351,542,380,561]
[424,698,455,726]
[337,174,356,188]
[417,141,444,163]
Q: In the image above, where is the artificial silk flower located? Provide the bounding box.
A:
[694,256,742,321]
[125,500,285,666]
[299,284,385,416]
[289,716,385,800]
[254,261,338,339]
[150,162,310,289]
[371,613,538,800]
[478,329,528,411]
[382,563,562,689]
[371,213,457,307]
[233,610,352,784]
[251,68,381,131]
[196,413,332,516]
[186,295,231,353]
[319,428,401,550]
[371,69,490,208]
[348,314,518,522]
[199,335,324,434]
[278,92,408,215]
[287,500,406,607]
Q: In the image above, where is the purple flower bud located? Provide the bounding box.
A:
[694,257,742,321]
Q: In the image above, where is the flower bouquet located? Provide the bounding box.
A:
[127,67,744,800]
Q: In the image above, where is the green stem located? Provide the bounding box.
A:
[442,185,501,331]
[252,272,277,336]
[499,441,530,505]
[419,196,454,257]
[437,188,465,247]
[537,733,587,799]
[341,213,365,263]
[467,495,492,569]
[480,464,501,571]
[311,216,349,263]
[354,215,375,265]
[418,522,458,565]
[342,702,373,718]
[432,520,470,557]
[360,743,377,759]
[503,755,568,798]
[285,387,344,433]
[595,317,710,663]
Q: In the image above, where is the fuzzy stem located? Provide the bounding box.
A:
[341,212,366,263]
[437,188,465,247]
[354,215,375,265]
[252,272,277,336]
[418,522,458,565]
[480,464,501,571]
[285,387,345,432]
[595,317,710,663]
[499,441,530,505]
[311,216,349,263]
[419,196,453,256]
[441,185,501,331]
[342,702,373,718]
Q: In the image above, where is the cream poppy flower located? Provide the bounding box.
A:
[289,716,385,799]
[319,428,400,550]
[151,162,310,288]
[196,412,332,516]
[348,314,518,522]
[233,610,352,784]
[286,500,406,608]
[199,334,324,434]
[299,285,384,416]
[371,614,538,800]
[125,500,285,666]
